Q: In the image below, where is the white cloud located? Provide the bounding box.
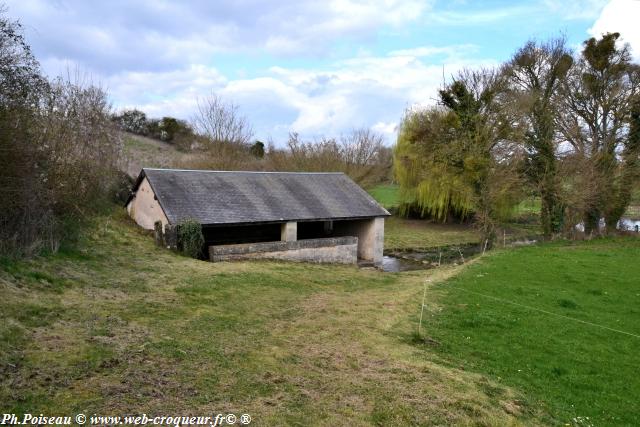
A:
[94,45,495,144]
[544,0,609,20]
[589,0,640,61]
[5,0,432,70]
[372,121,398,137]
[389,44,478,61]
[202,51,496,143]
[2,0,496,144]
[105,65,227,118]
[428,5,536,25]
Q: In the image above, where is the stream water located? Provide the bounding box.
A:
[381,216,640,273]
[381,243,485,272]
[574,216,640,232]
[618,217,640,232]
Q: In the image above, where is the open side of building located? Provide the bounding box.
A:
[126,168,390,265]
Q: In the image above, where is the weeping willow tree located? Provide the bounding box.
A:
[394,69,524,244]
[395,108,475,219]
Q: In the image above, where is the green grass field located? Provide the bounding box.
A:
[368,184,482,250]
[384,216,480,250]
[368,184,400,209]
[514,198,541,216]
[2,209,639,425]
[423,239,640,426]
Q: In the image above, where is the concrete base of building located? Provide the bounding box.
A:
[209,236,358,264]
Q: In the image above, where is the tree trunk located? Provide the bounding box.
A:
[583,208,601,236]
[539,169,563,237]
[475,174,496,249]
[533,109,563,238]
[605,98,640,233]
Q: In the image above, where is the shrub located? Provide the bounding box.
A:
[112,109,148,134]
[1,10,122,257]
[110,171,135,204]
[178,219,204,259]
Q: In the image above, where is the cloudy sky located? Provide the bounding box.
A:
[4,0,639,144]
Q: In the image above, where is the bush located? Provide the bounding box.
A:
[112,109,148,134]
[110,171,135,204]
[1,10,122,257]
[178,219,204,259]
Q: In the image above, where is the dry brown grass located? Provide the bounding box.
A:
[0,209,543,425]
[122,132,197,177]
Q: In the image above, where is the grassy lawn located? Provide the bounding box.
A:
[422,239,640,426]
[0,209,531,425]
[372,184,536,249]
[2,208,638,425]
[384,216,480,251]
[368,184,400,209]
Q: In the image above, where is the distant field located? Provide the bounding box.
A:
[384,216,480,250]
[423,238,640,426]
[514,197,541,216]
[373,185,537,250]
[626,204,640,219]
[368,184,542,218]
[513,196,640,220]
[368,184,480,250]
[368,184,400,209]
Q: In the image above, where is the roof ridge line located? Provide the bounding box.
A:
[143,168,345,175]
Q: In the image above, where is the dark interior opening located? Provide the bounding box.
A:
[202,219,363,248]
[297,220,334,240]
[203,223,281,246]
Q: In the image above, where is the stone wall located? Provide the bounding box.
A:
[153,221,178,250]
[332,217,384,264]
[209,237,358,264]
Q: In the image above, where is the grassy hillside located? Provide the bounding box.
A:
[2,209,639,425]
[122,132,194,177]
[1,209,530,425]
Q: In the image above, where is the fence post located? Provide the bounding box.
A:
[154,221,164,246]
[164,224,178,250]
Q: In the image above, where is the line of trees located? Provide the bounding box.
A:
[163,93,394,188]
[113,93,393,188]
[112,109,196,151]
[395,33,640,243]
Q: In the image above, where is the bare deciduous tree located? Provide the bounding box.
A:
[40,72,123,220]
[192,94,253,146]
[265,129,391,187]
[340,128,391,184]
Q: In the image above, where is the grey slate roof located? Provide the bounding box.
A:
[131,168,390,225]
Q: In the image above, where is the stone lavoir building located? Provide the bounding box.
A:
[125,168,390,265]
